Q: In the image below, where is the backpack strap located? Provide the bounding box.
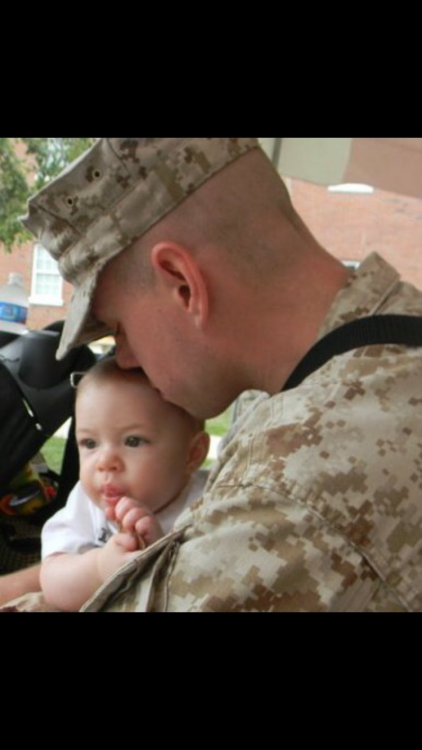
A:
[282,314,422,392]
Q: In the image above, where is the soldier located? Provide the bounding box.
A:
[6,137,422,611]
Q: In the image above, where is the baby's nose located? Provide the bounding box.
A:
[97,447,122,471]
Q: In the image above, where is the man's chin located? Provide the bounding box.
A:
[181,398,236,422]
[156,384,239,421]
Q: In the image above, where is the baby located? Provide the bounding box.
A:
[40,358,209,611]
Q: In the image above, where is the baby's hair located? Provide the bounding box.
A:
[74,356,143,390]
[73,357,205,433]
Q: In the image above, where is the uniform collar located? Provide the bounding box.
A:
[317,253,402,340]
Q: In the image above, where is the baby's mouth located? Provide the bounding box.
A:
[100,484,125,502]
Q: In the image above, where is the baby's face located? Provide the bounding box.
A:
[75,375,202,514]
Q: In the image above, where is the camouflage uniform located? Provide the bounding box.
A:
[79,252,422,612]
[17,139,422,611]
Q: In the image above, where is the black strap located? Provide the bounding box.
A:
[282,314,422,392]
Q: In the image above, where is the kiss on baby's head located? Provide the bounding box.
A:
[75,358,205,432]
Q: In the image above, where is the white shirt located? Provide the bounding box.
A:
[41,470,208,559]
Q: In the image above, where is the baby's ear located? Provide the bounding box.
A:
[186,431,210,473]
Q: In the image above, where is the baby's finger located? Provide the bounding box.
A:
[114,496,132,519]
[114,532,140,552]
[135,516,161,547]
[104,505,117,522]
[114,496,148,523]
[120,507,151,533]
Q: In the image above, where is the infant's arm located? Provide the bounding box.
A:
[40,533,141,612]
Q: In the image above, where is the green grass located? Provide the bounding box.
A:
[42,436,66,474]
[205,407,232,437]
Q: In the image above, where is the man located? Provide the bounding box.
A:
[9,138,422,611]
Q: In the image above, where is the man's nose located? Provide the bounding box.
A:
[115,337,139,370]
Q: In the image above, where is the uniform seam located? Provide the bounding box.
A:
[161,541,181,612]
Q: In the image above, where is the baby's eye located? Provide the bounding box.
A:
[79,438,97,450]
[124,436,147,448]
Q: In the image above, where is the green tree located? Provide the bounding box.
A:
[0,138,29,251]
[0,138,96,251]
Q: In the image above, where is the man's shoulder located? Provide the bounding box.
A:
[213,342,422,493]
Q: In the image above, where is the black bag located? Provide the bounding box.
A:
[0,321,96,573]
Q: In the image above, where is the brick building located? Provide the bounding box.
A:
[289,179,422,287]
[0,138,73,332]
[1,173,422,333]
[0,239,73,331]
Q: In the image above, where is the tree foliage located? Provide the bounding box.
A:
[0,138,97,251]
[0,139,29,251]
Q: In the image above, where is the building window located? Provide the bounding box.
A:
[30,244,63,306]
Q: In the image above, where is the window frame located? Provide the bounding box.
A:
[29,243,64,307]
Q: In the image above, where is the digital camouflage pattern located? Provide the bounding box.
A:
[77,252,422,612]
[21,138,259,360]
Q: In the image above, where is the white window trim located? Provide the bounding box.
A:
[30,243,64,307]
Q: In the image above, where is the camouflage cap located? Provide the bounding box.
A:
[22,138,260,359]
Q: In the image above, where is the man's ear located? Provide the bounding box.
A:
[185,431,211,474]
[150,242,208,328]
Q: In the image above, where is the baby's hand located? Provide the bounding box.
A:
[105,496,164,548]
[96,533,141,583]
